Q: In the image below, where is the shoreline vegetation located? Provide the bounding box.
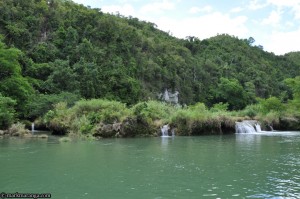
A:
[40,97,300,139]
[2,96,299,140]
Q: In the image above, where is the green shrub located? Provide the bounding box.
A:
[43,99,131,135]
[70,115,93,135]
[59,137,72,142]
[43,102,71,134]
[258,111,280,127]
[242,104,261,118]
[131,101,175,123]
[8,122,29,136]
[24,92,79,120]
[0,94,16,129]
[258,97,284,114]
[210,102,229,112]
[72,99,129,123]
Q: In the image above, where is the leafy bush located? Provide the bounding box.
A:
[210,102,229,112]
[43,102,71,134]
[0,94,16,129]
[131,101,175,124]
[8,122,29,136]
[72,99,129,123]
[242,104,261,118]
[258,97,284,114]
[24,92,79,120]
[43,99,131,135]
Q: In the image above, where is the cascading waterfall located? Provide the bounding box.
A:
[255,123,262,132]
[171,129,175,136]
[235,120,262,133]
[161,124,170,137]
[31,123,35,133]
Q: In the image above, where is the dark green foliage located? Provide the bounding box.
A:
[242,104,260,119]
[0,94,16,129]
[258,97,284,114]
[0,38,34,114]
[0,0,299,127]
[131,101,174,123]
[213,78,249,110]
[210,102,229,112]
[44,59,79,93]
[285,76,300,116]
[24,92,79,120]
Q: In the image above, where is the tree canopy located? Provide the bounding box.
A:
[0,0,299,124]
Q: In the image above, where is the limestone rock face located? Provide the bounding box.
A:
[158,89,179,104]
[94,122,122,138]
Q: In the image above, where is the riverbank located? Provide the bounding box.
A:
[39,99,300,139]
[0,123,48,139]
[1,99,299,139]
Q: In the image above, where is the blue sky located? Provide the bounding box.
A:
[72,0,300,55]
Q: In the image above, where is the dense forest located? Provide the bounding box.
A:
[0,0,299,134]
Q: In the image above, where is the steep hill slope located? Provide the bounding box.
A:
[0,0,299,120]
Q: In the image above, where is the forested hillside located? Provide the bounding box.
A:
[0,0,299,128]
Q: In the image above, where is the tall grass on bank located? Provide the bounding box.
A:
[170,103,238,135]
[42,100,246,137]
[44,99,130,136]
[42,97,300,138]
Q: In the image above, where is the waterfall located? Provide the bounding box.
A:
[235,120,262,134]
[31,123,35,133]
[171,128,175,137]
[255,123,262,132]
[161,124,170,137]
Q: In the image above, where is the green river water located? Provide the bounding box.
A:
[1,131,300,199]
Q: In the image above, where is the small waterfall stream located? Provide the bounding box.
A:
[236,120,262,133]
[161,124,170,137]
[255,123,262,132]
[31,123,35,134]
[161,124,175,137]
[269,125,274,131]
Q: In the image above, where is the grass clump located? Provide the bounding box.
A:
[73,99,129,123]
[170,102,241,135]
[131,101,175,124]
[59,137,72,142]
[8,122,30,136]
[44,99,131,138]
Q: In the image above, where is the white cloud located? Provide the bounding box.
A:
[102,4,135,16]
[189,5,213,14]
[155,12,249,39]
[248,0,268,10]
[286,21,295,27]
[230,7,244,13]
[261,10,282,26]
[267,0,299,7]
[267,0,300,19]
[140,0,175,15]
[264,29,300,54]
[293,7,300,19]
[73,0,102,8]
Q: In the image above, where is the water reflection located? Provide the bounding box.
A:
[161,136,174,149]
[236,134,262,145]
